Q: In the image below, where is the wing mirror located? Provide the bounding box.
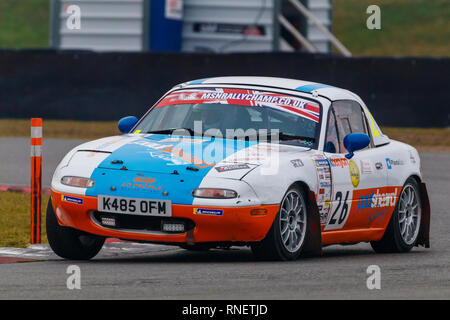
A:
[118,116,138,133]
[343,133,370,159]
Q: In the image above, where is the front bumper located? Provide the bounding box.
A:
[51,190,279,244]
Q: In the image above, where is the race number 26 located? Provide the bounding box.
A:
[328,191,350,227]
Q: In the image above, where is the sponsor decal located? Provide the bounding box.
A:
[215,163,250,172]
[290,159,304,168]
[133,177,156,184]
[390,159,405,166]
[62,195,83,205]
[193,208,223,216]
[349,160,360,187]
[386,158,404,170]
[361,159,373,174]
[157,88,321,123]
[121,176,162,191]
[314,159,330,168]
[312,155,332,224]
[375,162,383,170]
[200,92,306,107]
[386,158,392,169]
[320,181,331,188]
[329,158,348,168]
[353,187,399,223]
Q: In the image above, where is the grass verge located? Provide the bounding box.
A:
[382,127,450,152]
[0,119,120,140]
[333,0,450,57]
[0,192,49,248]
[0,0,49,49]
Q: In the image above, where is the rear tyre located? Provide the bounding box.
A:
[46,198,105,260]
[370,177,422,253]
[251,186,308,261]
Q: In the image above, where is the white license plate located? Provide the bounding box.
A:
[98,195,172,217]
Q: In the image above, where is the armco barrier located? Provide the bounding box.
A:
[0,50,448,127]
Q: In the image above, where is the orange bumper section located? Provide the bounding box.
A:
[51,190,279,244]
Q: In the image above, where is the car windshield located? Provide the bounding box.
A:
[133,88,321,148]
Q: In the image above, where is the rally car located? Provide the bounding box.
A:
[47,76,430,261]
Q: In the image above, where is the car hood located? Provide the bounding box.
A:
[70,134,312,179]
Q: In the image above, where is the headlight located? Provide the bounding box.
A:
[192,188,237,199]
[61,176,95,188]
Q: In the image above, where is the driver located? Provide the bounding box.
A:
[197,105,222,135]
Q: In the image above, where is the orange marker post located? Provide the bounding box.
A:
[30,118,42,244]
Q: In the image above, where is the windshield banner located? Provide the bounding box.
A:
[156,88,320,123]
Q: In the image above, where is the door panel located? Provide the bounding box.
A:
[322,100,388,232]
[323,153,353,231]
[324,149,388,231]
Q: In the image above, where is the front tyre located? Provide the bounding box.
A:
[46,198,105,260]
[371,177,422,253]
[251,186,308,261]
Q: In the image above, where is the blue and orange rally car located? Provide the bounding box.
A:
[47,77,430,260]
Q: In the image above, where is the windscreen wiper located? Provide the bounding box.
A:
[146,128,198,136]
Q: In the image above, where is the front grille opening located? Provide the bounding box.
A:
[92,211,195,233]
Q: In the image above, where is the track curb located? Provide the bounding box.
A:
[0,184,51,195]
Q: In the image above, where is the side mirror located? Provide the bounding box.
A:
[343,133,370,159]
[118,116,138,133]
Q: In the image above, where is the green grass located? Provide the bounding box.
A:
[0,119,121,140]
[0,0,50,49]
[333,0,450,57]
[0,192,49,247]
[382,127,450,151]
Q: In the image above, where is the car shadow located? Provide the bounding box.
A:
[86,244,429,264]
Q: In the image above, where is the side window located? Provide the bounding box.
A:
[324,109,340,153]
[331,101,372,153]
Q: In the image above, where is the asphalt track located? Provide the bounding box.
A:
[0,138,449,299]
[0,137,86,189]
